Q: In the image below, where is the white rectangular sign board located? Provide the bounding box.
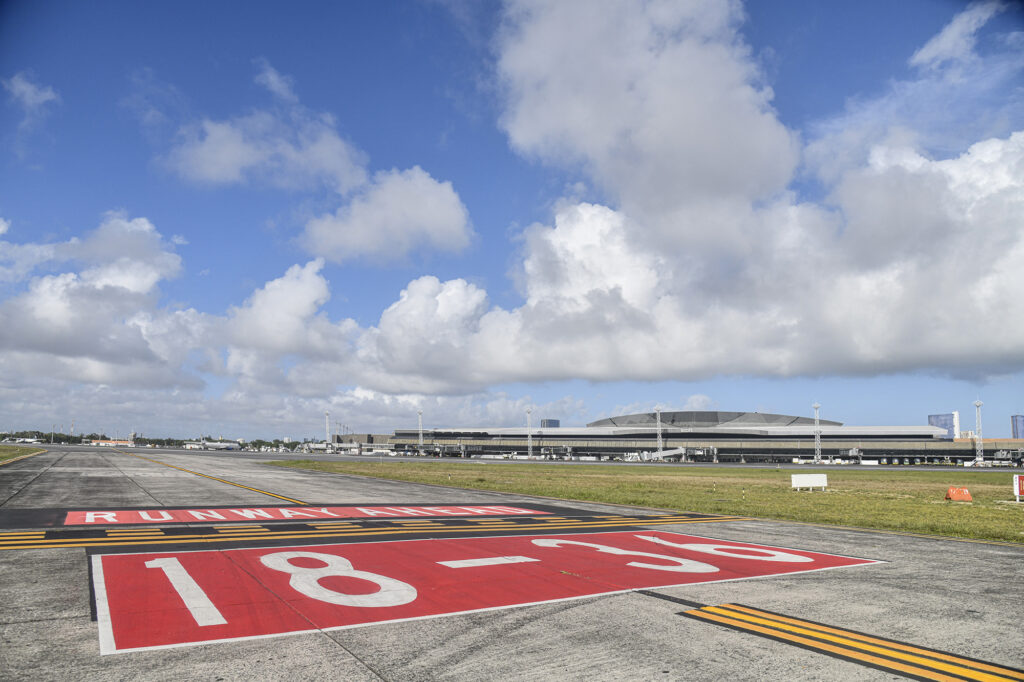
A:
[791,473,828,491]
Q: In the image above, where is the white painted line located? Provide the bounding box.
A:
[437,555,540,569]
[91,554,117,656]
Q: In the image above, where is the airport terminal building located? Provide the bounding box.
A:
[385,411,1024,465]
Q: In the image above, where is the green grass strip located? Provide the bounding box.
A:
[269,460,1024,544]
[0,445,44,463]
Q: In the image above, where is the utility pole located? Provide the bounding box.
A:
[526,407,533,459]
[812,403,822,464]
[974,400,984,464]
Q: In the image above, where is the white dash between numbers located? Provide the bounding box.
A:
[437,555,540,569]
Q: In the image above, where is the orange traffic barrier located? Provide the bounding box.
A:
[945,487,972,502]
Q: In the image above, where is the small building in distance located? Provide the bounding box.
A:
[1012,415,1024,439]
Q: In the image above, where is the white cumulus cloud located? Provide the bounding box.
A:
[497,0,798,226]
[167,111,367,194]
[163,62,471,263]
[302,166,472,263]
[342,0,1024,391]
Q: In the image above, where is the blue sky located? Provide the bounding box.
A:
[1,0,1023,439]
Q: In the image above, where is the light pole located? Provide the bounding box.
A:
[812,403,822,464]
[526,408,533,459]
[417,410,424,456]
[974,400,984,464]
[655,407,663,454]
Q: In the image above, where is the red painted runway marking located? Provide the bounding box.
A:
[92,530,881,654]
[66,505,545,525]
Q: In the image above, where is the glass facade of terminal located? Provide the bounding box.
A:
[928,413,958,439]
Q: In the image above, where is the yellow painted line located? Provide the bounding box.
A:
[687,609,968,682]
[0,515,747,551]
[0,449,47,467]
[687,605,1023,682]
[700,606,1011,682]
[216,528,272,534]
[115,450,308,505]
[106,528,165,533]
[719,604,1024,681]
[309,523,361,528]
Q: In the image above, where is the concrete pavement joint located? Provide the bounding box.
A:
[116,450,309,505]
[0,451,68,507]
[219,548,390,681]
[97,452,163,506]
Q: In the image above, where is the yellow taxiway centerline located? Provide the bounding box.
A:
[114,449,309,505]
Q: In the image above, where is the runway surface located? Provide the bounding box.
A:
[1,446,1022,680]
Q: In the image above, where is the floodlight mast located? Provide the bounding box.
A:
[974,400,984,464]
[325,411,330,451]
[527,407,533,458]
[417,410,424,456]
[812,403,822,464]
[655,408,663,453]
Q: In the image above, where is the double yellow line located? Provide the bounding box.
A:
[684,603,1024,681]
[0,514,748,551]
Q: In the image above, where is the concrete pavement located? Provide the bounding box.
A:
[1,446,1021,681]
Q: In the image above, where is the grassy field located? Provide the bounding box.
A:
[0,445,42,463]
[271,460,1024,544]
